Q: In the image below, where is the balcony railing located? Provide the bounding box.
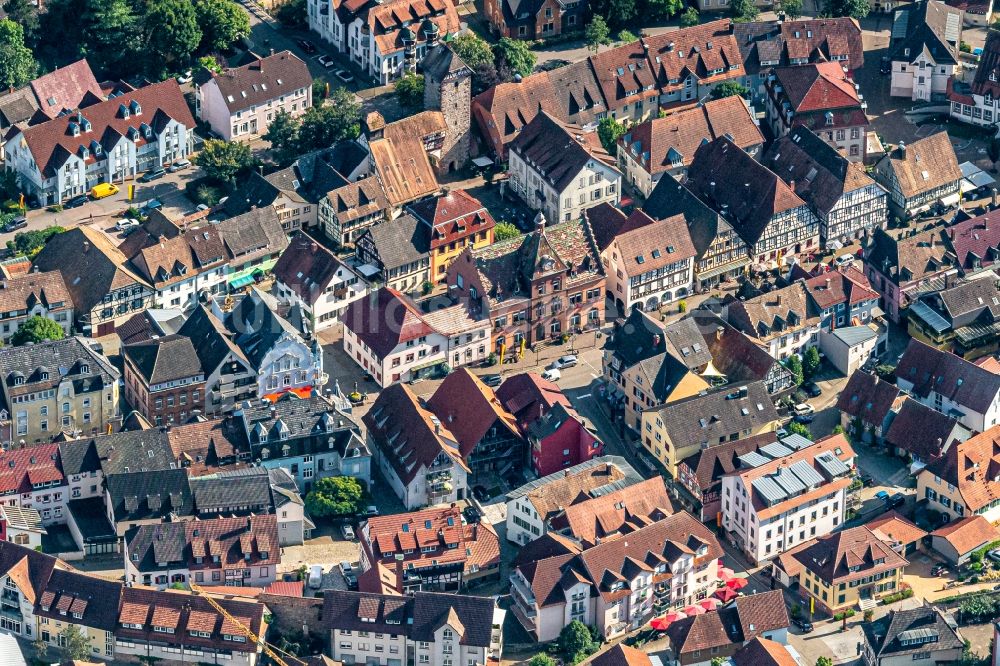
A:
[509,574,536,607]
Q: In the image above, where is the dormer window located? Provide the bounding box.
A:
[119,103,130,119]
[79,364,89,375]
[130,100,142,115]
[825,111,834,126]
[81,118,91,132]
[79,146,89,159]
[69,122,80,137]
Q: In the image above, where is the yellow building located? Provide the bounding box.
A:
[409,190,497,283]
[774,526,907,613]
[36,570,122,661]
[641,381,780,477]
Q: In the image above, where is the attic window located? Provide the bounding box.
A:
[652,249,660,258]
[636,255,645,264]
[667,246,675,253]
[227,95,235,103]
[277,78,283,85]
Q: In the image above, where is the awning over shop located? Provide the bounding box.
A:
[940,192,961,207]
[472,156,493,167]
[262,385,313,402]
[227,258,277,286]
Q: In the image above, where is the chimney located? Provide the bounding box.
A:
[993,188,998,208]
[716,325,724,341]
[83,241,90,253]
[825,278,831,289]
[775,294,782,306]
[652,334,661,346]
[534,211,547,231]
[605,462,613,474]
[564,470,570,478]
[897,141,906,158]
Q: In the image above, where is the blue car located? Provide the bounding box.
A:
[875,490,890,502]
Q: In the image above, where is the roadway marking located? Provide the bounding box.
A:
[577,393,592,399]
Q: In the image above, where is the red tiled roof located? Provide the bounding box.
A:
[425,368,520,459]
[30,59,103,119]
[408,190,496,252]
[925,425,1000,512]
[342,288,434,360]
[0,444,63,495]
[11,80,195,178]
[931,515,1000,555]
[773,62,861,113]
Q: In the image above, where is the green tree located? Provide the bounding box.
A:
[31,638,48,662]
[297,89,362,150]
[199,54,224,73]
[493,37,535,79]
[679,6,699,25]
[142,0,202,73]
[711,81,750,99]
[597,116,627,154]
[784,354,804,385]
[832,424,845,435]
[730,0,759,21]
[826,0,868,19]
[559,621,597,665]
[12,316,65,346]
[617,29,638,43]
[585,16,611,53]
[529,656,557,666]
[803,346,821,379]
[817,657,834,666]
[0,170,21,203]
[450,33,494,71]
[275,0,307,27]
[3,0,39,45]
[264,110,301,167]
[647,0,684,18]
[395,73,425,109]
[56,625,92,661]
[195,0,251,52]
[194,139,256,183]
[8,226,64,258]
[711,658,725,666]
[0,19,36,89]
[788,421,811,438]
[83,0,141,75]
[780,0,803,18]
[304,476,366,518]
[608,0,637,27]
[494,222,521,241]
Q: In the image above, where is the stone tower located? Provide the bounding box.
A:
[421,44,472,175]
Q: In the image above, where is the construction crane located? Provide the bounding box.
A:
[189,582,308,666]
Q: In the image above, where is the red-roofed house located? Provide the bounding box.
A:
[5,79,196,206]
[29,59,103,120]
[764,62,868,162]
[359,504,501,593]
[0,444,66,526]
[408,190,496,284]
[341,287,490,387]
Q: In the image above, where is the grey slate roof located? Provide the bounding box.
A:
[178,304,250,377]
[237,393,365,461]
[0,336,119,412]
[190,467,272,513]
[106,469,193,522]
[215,207,289,264]
[646,382,779,452]
[663,317,714,370]
[604,308,666,369]
[123,335,203,384]
[59,429,176,477]
[223,288,306,368]
[359,214,431,271]
[863,604,963,660]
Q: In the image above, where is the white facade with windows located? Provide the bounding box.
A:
[890,50,956,101]
[508,154,621,224]
[273,263,369,332]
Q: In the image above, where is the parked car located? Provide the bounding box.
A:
[363,505,379,517]
[176,70,193,84]
[339,561,353,574]
[65,194,88,208]
[168,159,191,173]
[541,368,561,382]
[803,382,822,398]
[138,168,166,183]
[930,563,949,576]
[2,216,27,233]
[341,524,355,541]
[481,373,502,388]
[142,199,163,212]
[834,254,855,267]
[317,55,336,69]
[793,403,814,416]
[116,218,140,232]
[89,182,119,199]
[472,486,490,502]
[345,572,358,589]
[550,354,578,369]
[792,617,814,633]
[308,564,323,589]
[463,505,482,524]
[886,493,906,509]
[858,472,874,487]
[987,548,1000,564]
[333,69,354,84]
[297,38,317,53]
[793,413,814,424]
[874,490,890,502]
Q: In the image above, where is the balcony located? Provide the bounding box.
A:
[509,574,537,609]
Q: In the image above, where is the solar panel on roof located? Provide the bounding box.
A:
[752,476,787,505]
[759,443,793,459]
[738,451,771,468]
[788,459,825,487]
[780,433,813,450]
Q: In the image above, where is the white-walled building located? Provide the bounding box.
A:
[726,282,823,361]
[508,112,621,224]
[342,288,490,387]
[888,1,961,101]
[272,232,368,332]
[721,434,856,564]
[4,81,195,206]
[325,590,504,666]
[196,51,312,141]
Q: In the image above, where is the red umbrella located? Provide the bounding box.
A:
[714,586,738,602]
[726,577,749,591]
[683,605,706,615]
[650,611,687,630]
[699,598,721,611]
[718,567,736,581]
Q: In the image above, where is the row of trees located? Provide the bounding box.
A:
[0,0,250,85]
